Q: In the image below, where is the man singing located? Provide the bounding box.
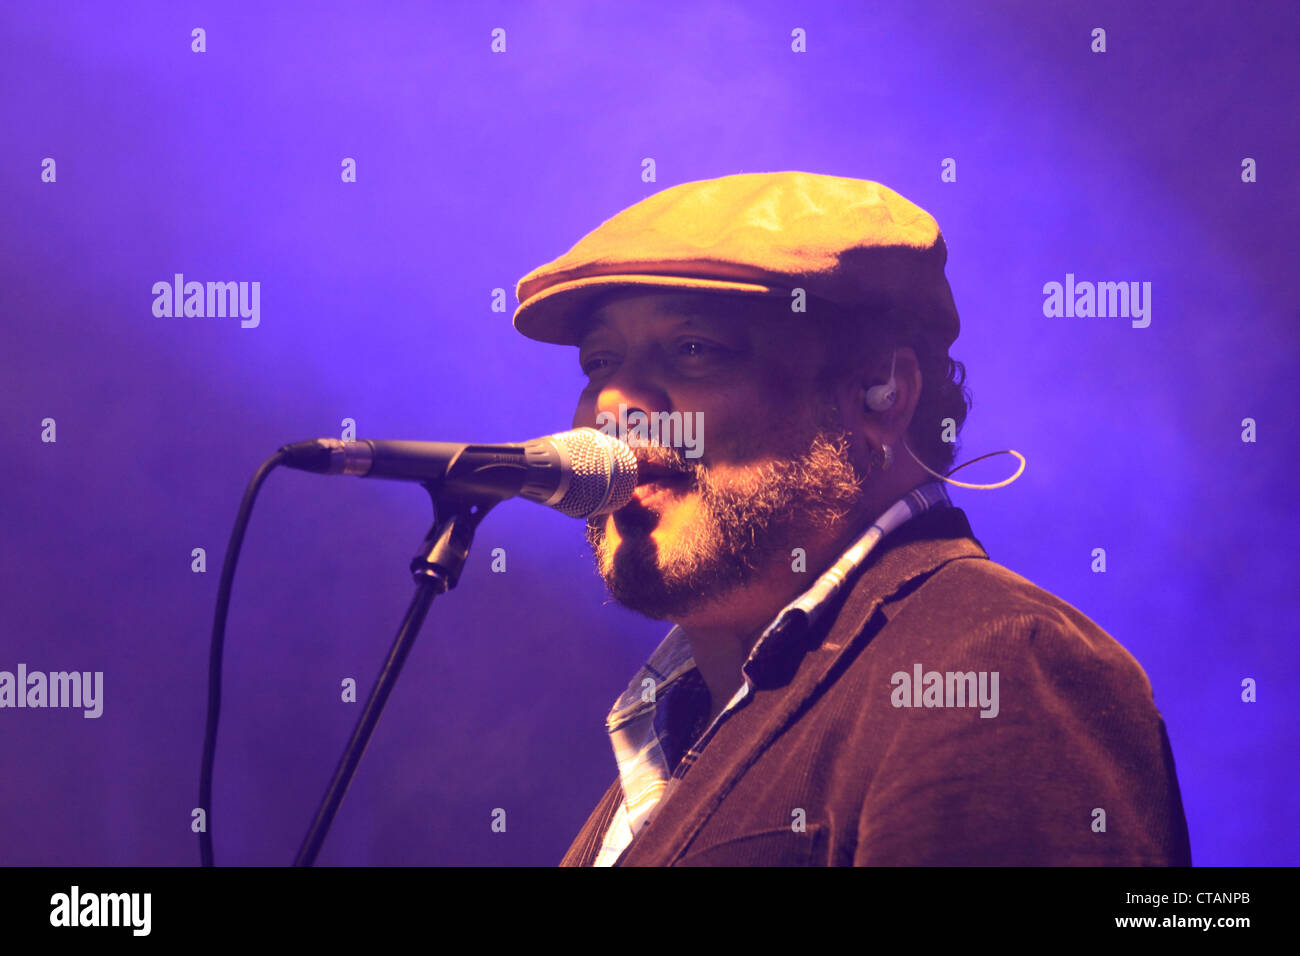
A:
[512,171,1191,866]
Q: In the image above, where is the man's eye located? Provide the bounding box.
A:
[677,340,714,358]
[581,356,615,375]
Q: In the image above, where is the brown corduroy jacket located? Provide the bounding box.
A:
[560,505,1192,866]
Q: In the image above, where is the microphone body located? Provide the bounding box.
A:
[278,427,637,519]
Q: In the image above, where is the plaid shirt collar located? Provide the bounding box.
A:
[592,479,952,865]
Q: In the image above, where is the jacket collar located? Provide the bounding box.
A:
[742,504,988,688]
[618,503,990,865]
[607,482,962,730]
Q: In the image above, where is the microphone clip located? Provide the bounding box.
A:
[410,482,502,592]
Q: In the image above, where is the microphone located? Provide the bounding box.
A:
[277,427,639,519]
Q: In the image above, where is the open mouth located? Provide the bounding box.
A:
[635,461,694,487]
[624,460,695,513]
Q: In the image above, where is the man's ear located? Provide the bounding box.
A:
[842,347,922,454]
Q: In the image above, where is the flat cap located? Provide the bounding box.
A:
[513,170,960,351]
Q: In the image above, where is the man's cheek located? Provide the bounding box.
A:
[572,400,595,430]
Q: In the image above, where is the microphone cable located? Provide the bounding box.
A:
[198,450,286,867]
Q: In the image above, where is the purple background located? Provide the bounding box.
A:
[2,0,1296,866]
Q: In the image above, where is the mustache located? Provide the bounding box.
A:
[630,442,699,482]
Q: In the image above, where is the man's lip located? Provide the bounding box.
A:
[631,476,693,502]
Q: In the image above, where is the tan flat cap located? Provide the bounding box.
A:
[513,170,961,351]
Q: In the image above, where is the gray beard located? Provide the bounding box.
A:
[584,427,868,621]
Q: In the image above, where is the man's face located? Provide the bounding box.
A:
[572,291,870,622]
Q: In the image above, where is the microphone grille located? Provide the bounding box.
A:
[549,428,638,518]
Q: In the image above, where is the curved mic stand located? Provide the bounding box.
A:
[292,480,500,867]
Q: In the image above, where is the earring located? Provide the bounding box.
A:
[879,443,893,471]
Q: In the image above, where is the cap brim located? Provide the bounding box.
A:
[513,273,783,346]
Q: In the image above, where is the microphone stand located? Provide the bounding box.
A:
[293,480,499,866]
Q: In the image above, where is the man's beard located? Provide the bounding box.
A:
[584,422,869,621]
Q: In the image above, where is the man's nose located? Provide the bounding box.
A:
[574,364,671,431]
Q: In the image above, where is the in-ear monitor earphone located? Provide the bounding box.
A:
[865,350,898,412]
